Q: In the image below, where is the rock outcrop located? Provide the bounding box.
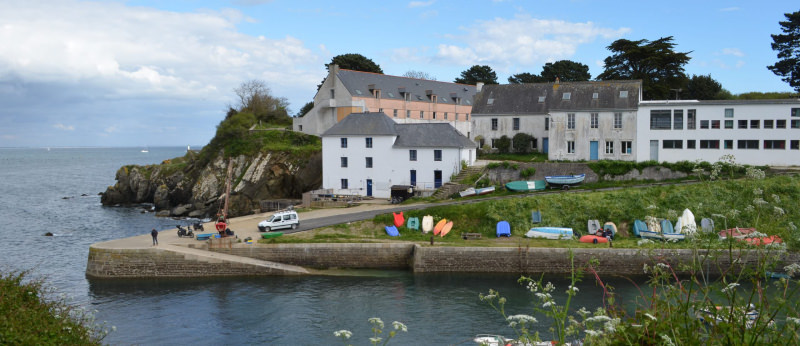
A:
[101,150,321,218]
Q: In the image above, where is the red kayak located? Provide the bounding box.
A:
[393,212,404,228]
[580,235,608,244]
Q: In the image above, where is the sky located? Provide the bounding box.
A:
[0,0,797,148]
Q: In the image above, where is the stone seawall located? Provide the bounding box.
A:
[87,242,800,278]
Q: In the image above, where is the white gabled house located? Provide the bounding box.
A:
[636,99,800,165]
[321,112,477,198]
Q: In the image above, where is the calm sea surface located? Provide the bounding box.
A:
[0,147,643,345]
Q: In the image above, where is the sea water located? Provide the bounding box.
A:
[0,147,641,345]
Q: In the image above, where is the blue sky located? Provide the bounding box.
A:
[0,0,797,147]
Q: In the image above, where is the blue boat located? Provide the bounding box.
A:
[496,221,511,237]
[525,227,573,240]
[545,174,585,188]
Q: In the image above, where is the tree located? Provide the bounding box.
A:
[508,72,542,84]
[767,10,800,92]
[454,65,498,85]
[597,37,691,100]
[495,135,511,154]
[402,70,437,80]
[327,53,383,74]
[684,74,724,100]
[233,80,290,125]
[296,101,314,117]
[512,133,536,154]
[540,60,591,82]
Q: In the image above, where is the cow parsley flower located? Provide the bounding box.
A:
[507,314,537,325]
[785,263,800,277]
[392,321,407,332]
[334,330,353,339]
[721,283,740,294]
[644,313,657,321]
[787,317,800,325]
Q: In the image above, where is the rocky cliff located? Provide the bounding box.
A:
[101,149,321,218]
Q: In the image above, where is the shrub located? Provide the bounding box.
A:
[512,133,536,154]
[496,136,512,154]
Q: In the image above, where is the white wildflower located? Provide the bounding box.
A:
[745,231,768,238]
[604,318,620,333]
[543,282,555,293]
[766,242,787,250]
[746,167,766,180]
[785,263,800,278]
[368,317,384,329]
[774,206,785,216]
[744,205,755,213]
[712,213,727,220]
[584,329,603,337]
[787,317,800,325]
[728,209,741,218]
[661,334,676,346]
[754,188,763,196]
[644,313,657,321]
[543,301,554,308]
[567,285,579,294]
[646,204,657,210]
[772,194,781,204]
[392,321,407,332]
[789,222,797,231]
[507,314,537,324]
[656,263,670,270]
[721,282,740,294]
[535,292,551,300]
[577,307,590,316]
[754,198,768,206]
[369,337,382,343]
[638,239,653,246]
[334,330,353,339]
[586,315,612,323]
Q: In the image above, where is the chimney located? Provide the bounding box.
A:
[476,82,484,92]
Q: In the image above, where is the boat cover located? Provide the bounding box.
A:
[496,221,511,237]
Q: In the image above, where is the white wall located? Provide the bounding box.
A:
[471,114,549,151]
[636,101,800,166]
[548,111,637,161]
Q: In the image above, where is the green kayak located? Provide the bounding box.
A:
[261,232,284,239]
[505,180,546,192]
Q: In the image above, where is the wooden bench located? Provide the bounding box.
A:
[461,232,482,240]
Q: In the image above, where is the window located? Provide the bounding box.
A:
[513,118,520,130]
[420,111,424,119]
[590,113,598,129]
[340,157,348,167]
[378,108,383,113]
[738,120,748,129]
[444,112,448,120]
[673,110,683,130]
[620,90,628,98]
[650,110,671,129]
[605,140,614,154]
[455,113,459,121]
[724,140,733,149]
[738,140,759,149]
[365,157,373,168]
[491,118,498,130]
[687,109,696,129]
[687,140,696,149]
[792,140,800,150]
[725,120,733,129]
[792,108,800,117]
[409,150,417,161]
[567,113,575,129]
[466,114,469,121]
[393,109,398,118]
[700,120,710,129]
[567,141,575,153]
[750,120,759,129]
[662,140,683,149]
[764,140,786,149]
[433,112,437,120]
[592,92,599,99]
[792,120,800,128]
[330,89,335,98]
[562,92,571,100]
[614,113,623,129]
[491,139,497,149]
[764,120,774,129]
[373,90,381,99]
[724,108,734,118]
[341,179,348,189]
[622,141,632,154]
[365,137,372,148]
[434,150,442,161]
[538,96,546,103]
[406,110,411,118]
[545,117,550,131]
[711,120,720,129]
[777,120,787,128]
[531,139,538,150]
[700,140,720,149]
[340,138,347,148]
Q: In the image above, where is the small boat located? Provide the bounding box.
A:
[603,222,617,238]
[433,219,448,235]
[459,188,476,197]
[196,233,214,241]
[496,221,511,237]
[701,218,715,233]
[719,227,757,239]
[422,215,433,233]
[260,232,284,239]
[676,209,697,234]
[531,210,542,223]
[661,219,685,241]
[588,220,602,235]
[632,219,647,237]
[393,212,404,227]
[744,235,782,246]
[580,235,608,244]
[641,216,663,240]
[544,174,585,188]
[407,217,420,230]
[475,186,495,195]
[440,221,453,237]
[505,180,546,192]
[385,225,399,237]
[526,227,573,240]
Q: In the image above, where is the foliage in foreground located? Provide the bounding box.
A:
[334,317,407,345]
[0,271,109,344]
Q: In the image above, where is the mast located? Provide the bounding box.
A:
[222,159,233,220]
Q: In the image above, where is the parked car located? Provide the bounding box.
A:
[258,209,299,232]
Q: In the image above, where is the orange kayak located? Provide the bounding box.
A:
[433,219,447,235]
[440,221,453,237]
[580,235,608,244]
[393,212,404,228]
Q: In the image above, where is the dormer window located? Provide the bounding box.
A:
[538,96,545,103]
[487,98,494,105]
[373,89,381,99]
[620,90,628,98]
[562,92,571,100]
[592,92,599,99]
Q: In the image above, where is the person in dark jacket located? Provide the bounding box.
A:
[151,228,159,246]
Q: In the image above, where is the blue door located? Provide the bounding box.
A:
[590,141,599,160]
[366,179,372,197]
[542,138,549,154]
[410,170,416,186]
[434,170,442,188]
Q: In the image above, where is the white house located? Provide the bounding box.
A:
[321,112,478,198]
[636,99,800,166]
[294,64,477,137]
[470,80,642,161]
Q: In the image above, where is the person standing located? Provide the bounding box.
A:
[151,228,159,246]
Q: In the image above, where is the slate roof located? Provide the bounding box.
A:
[321,112,477,148]
[394,123,477,149]
[337,69,476,106]
[321,112,398,136]
[472,80,642,115]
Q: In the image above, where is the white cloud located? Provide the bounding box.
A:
[54,123,75,131]
[104,126,118,134]
[409,1,435,8]
[431,15,629,72]
[0,0,320,102]
[721,48,744,57]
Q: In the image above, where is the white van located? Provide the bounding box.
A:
[258,210,299,232]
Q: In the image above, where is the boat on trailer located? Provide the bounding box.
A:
[545,174,585,189]
[525,227,573,240]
